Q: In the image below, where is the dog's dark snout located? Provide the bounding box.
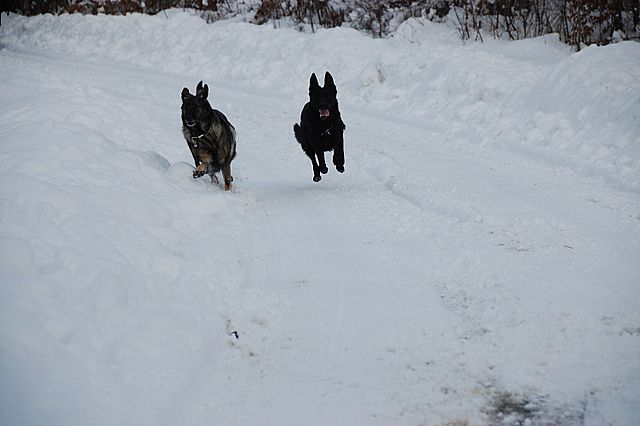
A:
[183,111,197,127]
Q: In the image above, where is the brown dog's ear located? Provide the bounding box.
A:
[196,81,208,99]
[181,87,190,99]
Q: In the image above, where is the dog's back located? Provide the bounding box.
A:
[212,109,237,162]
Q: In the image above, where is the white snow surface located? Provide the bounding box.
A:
[1,10,639,426]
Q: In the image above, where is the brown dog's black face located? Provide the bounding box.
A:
[181,81,210,131]
[309,72,338,121]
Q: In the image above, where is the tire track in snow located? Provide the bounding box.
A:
[360,147,479,225]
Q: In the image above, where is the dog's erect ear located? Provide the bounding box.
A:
[181,87,190,100]
[196,81,209,99]
[309,73,320,96]
[324,71,336,89]
[325,72,337,94]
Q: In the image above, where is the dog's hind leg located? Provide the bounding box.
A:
[333,134,345,173]
[222,164,233,191]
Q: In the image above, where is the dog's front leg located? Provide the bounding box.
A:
[193,162,207,179]
[301,144,322,182]
[310,156,321,182]
[317,151,328,175]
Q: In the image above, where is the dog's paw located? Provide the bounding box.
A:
[313,175,322,182]
[193,170,206,179]
[336,165,345,173]
[320,165,328,174]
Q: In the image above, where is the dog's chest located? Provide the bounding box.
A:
[316,124,336,149]
[320,126,333,137]
[186,129,219,150]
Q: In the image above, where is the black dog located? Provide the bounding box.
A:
[181,81,237,191]
[294,72,346,182]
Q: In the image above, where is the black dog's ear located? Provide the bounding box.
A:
[309,73,320,96]
[181,87,190,100]
[196,81,209,99]
[324,72,337,94]
[324,72,335,87]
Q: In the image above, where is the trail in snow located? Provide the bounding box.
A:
[1,12,640,426]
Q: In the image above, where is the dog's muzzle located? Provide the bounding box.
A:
[319,109,330,120]
[185,120,197,128]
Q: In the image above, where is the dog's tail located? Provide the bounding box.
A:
[293,123,304,145]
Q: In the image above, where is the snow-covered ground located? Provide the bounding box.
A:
[1,10,639,425]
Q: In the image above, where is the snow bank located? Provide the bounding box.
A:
[528,42,640,181]
[1,12,639,188]
[0,35,274,424]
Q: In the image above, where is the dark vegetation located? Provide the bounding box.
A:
[484,391,588,425]
[2,0,638,49]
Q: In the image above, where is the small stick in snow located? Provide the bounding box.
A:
[226,320,239,339]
